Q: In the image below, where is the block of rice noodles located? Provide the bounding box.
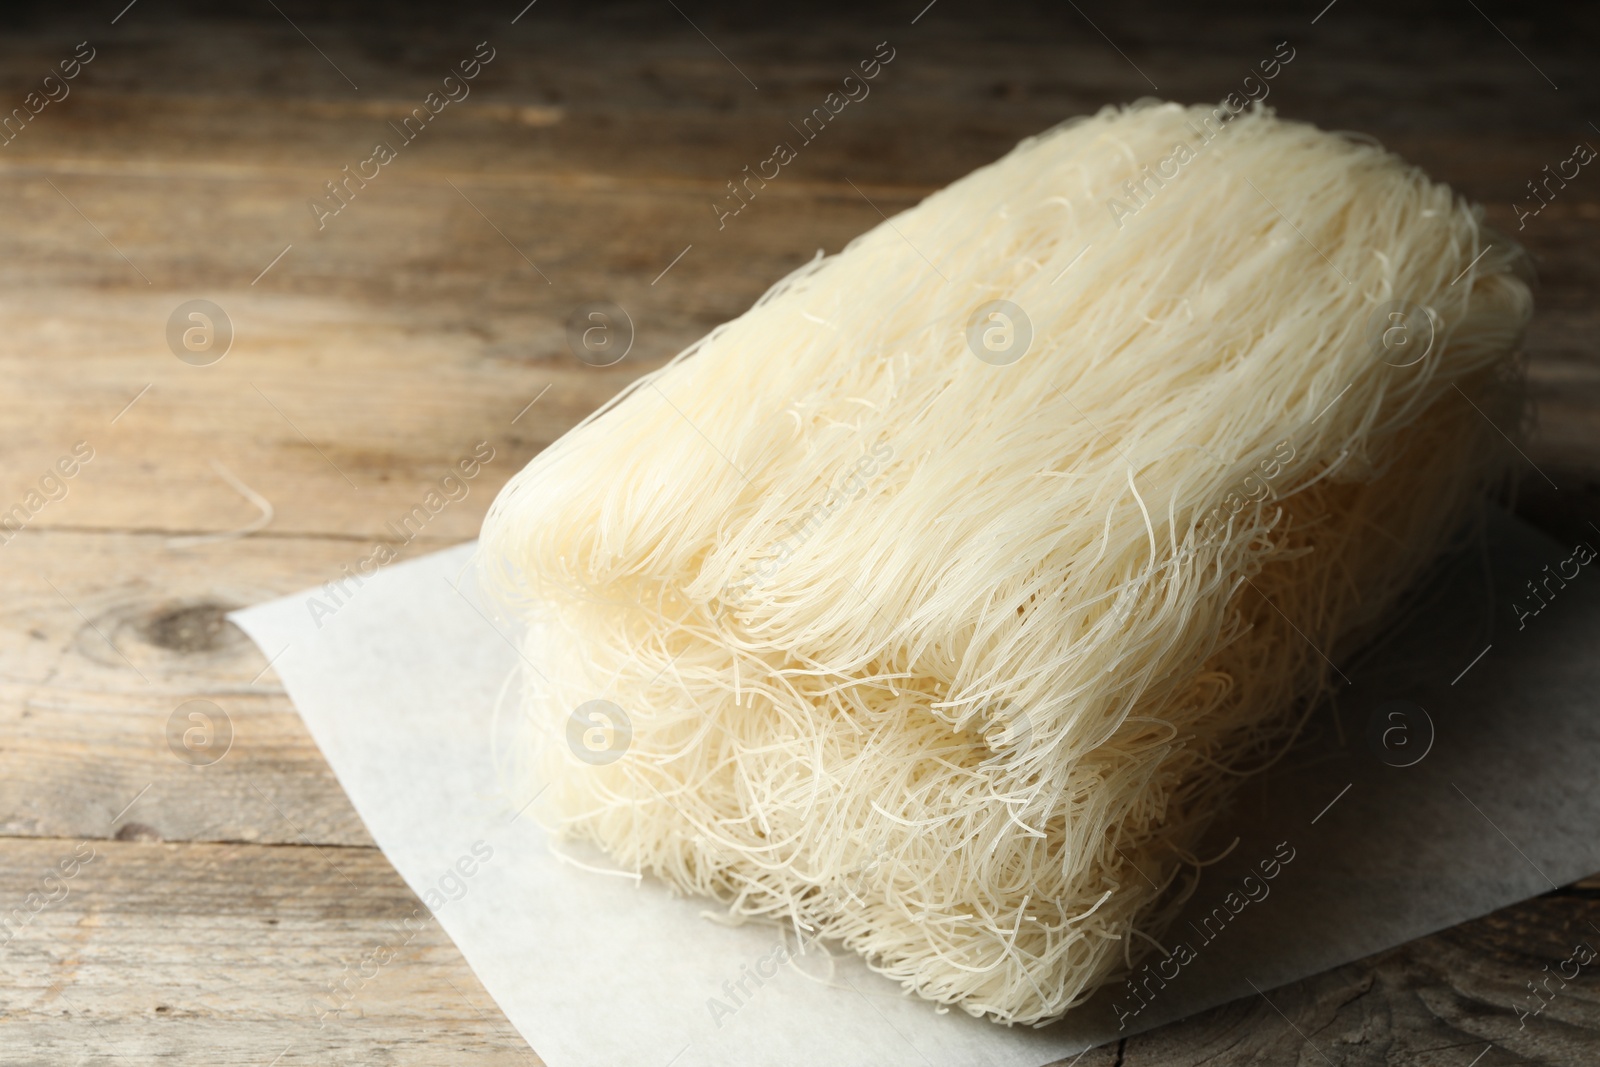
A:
[478,100,1532,1025]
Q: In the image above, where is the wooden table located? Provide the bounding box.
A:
[2,1,1596,1062]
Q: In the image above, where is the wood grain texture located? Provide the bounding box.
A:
[0,838,538,1065]
[1,0,1597,1062]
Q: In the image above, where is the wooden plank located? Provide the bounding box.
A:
[0,528,494,847]
[0,174,1594,540]
[0,837,538,1065]
[1125,887,1600,1065]
[0,172,882,538]
[1,835,1595,1065]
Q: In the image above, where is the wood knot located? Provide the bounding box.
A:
[141,602,238,653]
[114,821,163,842]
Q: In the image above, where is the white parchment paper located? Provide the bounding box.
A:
[230,511,1600,1066]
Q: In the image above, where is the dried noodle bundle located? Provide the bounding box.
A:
[480,101,1532,1024]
